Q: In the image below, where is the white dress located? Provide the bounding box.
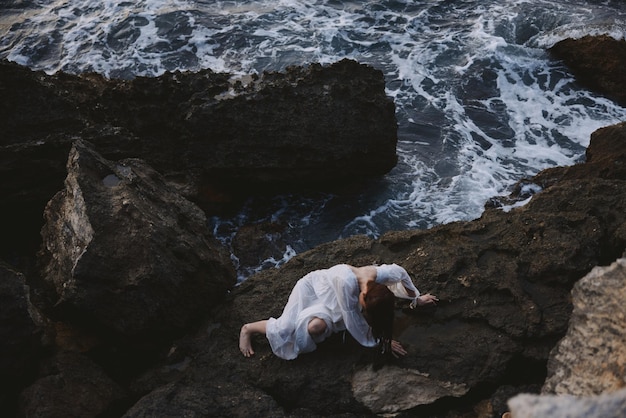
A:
[265,263,420,360]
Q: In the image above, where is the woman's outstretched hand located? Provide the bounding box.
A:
[417,293,439,306]
[390,340,407,358]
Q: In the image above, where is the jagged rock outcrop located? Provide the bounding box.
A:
[0,59,397,259]
[35,140,236,342]
[352,365,469,414]
[508,258,626,417]
[549,35,626,106]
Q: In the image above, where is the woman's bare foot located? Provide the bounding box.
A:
[238,320,268,358]
[239,324,255,357]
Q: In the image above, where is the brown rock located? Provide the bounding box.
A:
[549,35,626,106]
[231,221,289,272]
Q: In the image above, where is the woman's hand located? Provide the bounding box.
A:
[417,293,439,306]
[390,340,407,358]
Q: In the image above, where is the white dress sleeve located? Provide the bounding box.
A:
[375,264,421,307]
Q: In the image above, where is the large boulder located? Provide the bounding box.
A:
[508,388,626,418]
[508,258,626,417]
[542,258,626,397]
[179,59,398,191]
[35,140,236,342]
[549,35,626,106]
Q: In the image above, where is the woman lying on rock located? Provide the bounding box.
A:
[239,263,438,360]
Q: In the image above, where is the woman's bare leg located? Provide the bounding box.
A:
[239,320,268,357]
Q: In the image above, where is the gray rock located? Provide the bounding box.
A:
[122,380,285,418]
[507,258,626,417]
[508,388,626,418]
[37,140,236,340]
[542,258,626,396]
[352,365,468,414]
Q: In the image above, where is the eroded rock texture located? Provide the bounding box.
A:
[508,258,626,417]
[36,140,236,341]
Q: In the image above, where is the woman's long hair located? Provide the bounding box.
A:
[363,281,395,354]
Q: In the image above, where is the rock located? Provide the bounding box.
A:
[0,262,41,414]
[506,257,626,417]
[181,59,397,192]
[352,365,468,414]
[231,221,290,273]
[508,388,626,418]
[35,140,236,342]
[0,59,397,260]
[549,35,626,106]
[19,351,125,418]
[122,380,284,418]
[542,258,626,396]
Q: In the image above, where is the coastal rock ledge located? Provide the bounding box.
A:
[0,58,398,258]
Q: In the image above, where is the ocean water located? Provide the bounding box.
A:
[2,0,626,279]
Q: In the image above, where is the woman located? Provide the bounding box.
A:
[239,263,438,359]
